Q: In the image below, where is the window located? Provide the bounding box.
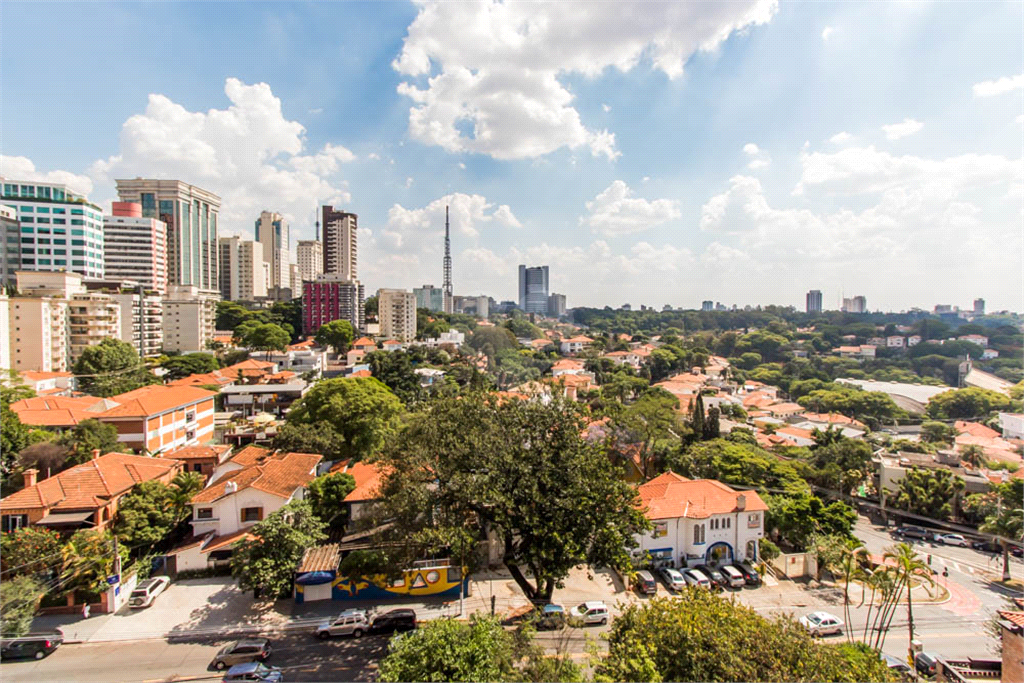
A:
[185,429,195,440]
[1,514,28,532]
[747,513,760,528]
[192,463,203,473]
[693,524,705,545]
[196,508,214,520]
[185,411,195,423]
[241,507,263,523]
[653,522,667,538]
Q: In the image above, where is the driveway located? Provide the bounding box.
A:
[33,578,289,643]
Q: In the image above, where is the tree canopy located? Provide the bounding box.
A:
[231,500,327,598]
[314,319,354,355]
[372,394,650,602]
[306,471,357,528]
[886,467,965,520]
[597,593,895,683]
[926,387,1018,419]
[73,338,159,397]
[286,377,403,461]
[160,353,220,381]
[240,323,291,358]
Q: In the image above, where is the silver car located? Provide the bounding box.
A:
[315,609,371,639]
[658,567,686,591]
[682,568,711,588]
[212,639,273,670]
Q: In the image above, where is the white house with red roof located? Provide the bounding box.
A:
[633,472,767,569]
[559,335,593,354]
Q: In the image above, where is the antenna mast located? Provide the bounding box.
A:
[443,205,453,313]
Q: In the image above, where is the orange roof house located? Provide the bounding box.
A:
[97,385,217,454]
[9,395,119,428]
[954,421,1001,439]
[331,459,391,521]
[637,472,769,520]
[161,443,232,480]
[0,452,183,532]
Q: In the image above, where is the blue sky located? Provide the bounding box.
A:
[2,1,1021,311]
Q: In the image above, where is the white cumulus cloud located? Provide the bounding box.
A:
[580,180,680,236]
[829,131,851,144]
[0,155,94,197]
[821,26,833,41]
[89,78,353,237]
[392,0,778,160]
[881,118,923,140]
[743,143,771,169]
[973,73,1023,97]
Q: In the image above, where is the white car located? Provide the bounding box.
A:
[719,565,747,589]
[659,567,686,591]
[938,533,969,547]
[315,609,371,639]
[682,568,711,589]
[569,601,609,626]
[800,611,844,637]
[128,576,170,608]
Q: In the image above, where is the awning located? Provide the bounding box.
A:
[36,511,95,525]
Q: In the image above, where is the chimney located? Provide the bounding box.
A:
[92,448,101,460]
[23,468,39,489]
[736,494,746,511]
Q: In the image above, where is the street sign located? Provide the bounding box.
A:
[106,575,120,585]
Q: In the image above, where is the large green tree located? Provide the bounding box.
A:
[0,527,63,577]
[1,384,33,478]
[597,593,895,683]
[231,500,327,598]
[611,389,687,479]
[306,471,357,528]
[73,338,159,397]
[668,439,809,494]
[364,351,427,404]
[241,323,291,359]
[286,377,403,461]
[468,326,518,356]
[59,419,122,463]
[160,353,220,381]
[766,492,858,550]
[980,506,1024,583]
[378,615,580,683]
[885,467,965,520]
[926,387,1017,419]
[314,319,354,355]
[271,421,349,462]
[373,394,650,602]
[0,576,46,638]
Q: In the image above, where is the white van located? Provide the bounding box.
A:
[720,565,746,588]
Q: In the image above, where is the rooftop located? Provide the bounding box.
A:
[637,471,769,520]
[191,451,322,503]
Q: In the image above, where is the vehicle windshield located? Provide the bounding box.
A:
[130,590,147,598]
[806,614,823,624]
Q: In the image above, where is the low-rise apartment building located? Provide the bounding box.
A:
[98,385,216,453]
[162,284,219,353]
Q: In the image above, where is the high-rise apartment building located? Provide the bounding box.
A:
[302,276,364,336]
[115,179,220,292]
[11,271,121,367]
[973,298,985,316]
[162,285,218,353]
[1,177,105,279]
[322,206,357,280]
[0,205,20,287]
[842,296,867,313]
[289,263,301,296]
[103,202,168,294]
[0,293,9,371]
[378,288,417,342]
[85,280,164,358]
[414,284,445,312]
[297,240,323,283]
[806,289,823,314]
[255,211,289,289]
[701,300,714,312]
[218,236,267,301]
[548,293,566,318]
[518,265,549,315]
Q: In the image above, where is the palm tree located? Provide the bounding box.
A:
[980,507,1024,583]
[833,547,868,642]
[884,543,933,659]
[866,566,898,648]
[960,444,986,469]
[170,471,205,521]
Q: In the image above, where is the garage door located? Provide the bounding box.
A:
[304,582,332,603]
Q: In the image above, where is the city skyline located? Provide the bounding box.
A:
[1,1,1020,311]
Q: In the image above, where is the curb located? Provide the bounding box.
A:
[62,617,331,646]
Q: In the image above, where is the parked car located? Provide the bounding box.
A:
[315,609,371,639]
[0,631,63,661]
[914,651,939,677]
[222,661,283,683]
[937,533,969,547]
[1011,544,1023,558]
[658,567,686,591]
[569,601,609,626]
[799,611,844,637]
[894,526,931,541]
[635,569,657,594]
[732,562,762,586]
[972,539,1001,553]
[719,564,747,588]
[129,576,170,608]
[368,609,417,635]
[535,604,567,631]
[881,653,914,679]
[212,639,273,670]
[695,564,727,588]
[682,568,711,589]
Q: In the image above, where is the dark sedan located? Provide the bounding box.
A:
[369,609,418,635]
[0,631,63,661]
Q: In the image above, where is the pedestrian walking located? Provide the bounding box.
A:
[81,603,90,619]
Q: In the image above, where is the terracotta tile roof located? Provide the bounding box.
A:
[530,339,553,348]
[333,460,389,503]
[100,385,216,419]
[203,529,254,553]
[0,452,182,512]
[297,544,341,573]
[288,340,316,350]
[553,374,592,387]
[191,451,322,503]
[212,335,234,344]
[776,426,815,440]
[767,402,805,415]
[998,611,1024,628]
[162,444,231,461]
[352,337,376,348]
[265,371,297,381]
[10,395,116,427]
[954,421,1000,439]
[637,472,768,520]
[552,359,585,370]
[223,359,276,373]
[229,445,275,467]
[167,371,233,388]
[800,412,860,426]
[562,335,593,344]
[742,393,777,409]
[603,350,633,358]
[20,371,73,381]
[349,369,372,378]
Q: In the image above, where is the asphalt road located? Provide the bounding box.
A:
[0,631,387,683]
